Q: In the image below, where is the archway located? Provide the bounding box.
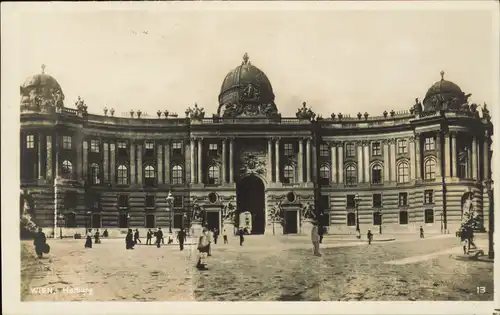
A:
[236,175,265,234]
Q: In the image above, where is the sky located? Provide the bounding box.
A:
[5,2,497,118]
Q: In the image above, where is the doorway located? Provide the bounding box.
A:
[284,210,298,234]
[206,211,220,232]
[236,175,265,234]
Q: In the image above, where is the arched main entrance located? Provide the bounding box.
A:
[236,175,265,234]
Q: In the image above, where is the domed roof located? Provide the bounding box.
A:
[217,53,278,118]
[422,71,468,112]
[20,65,65,109]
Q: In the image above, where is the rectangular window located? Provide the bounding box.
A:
[26,135,35,149]
[90,140,100,153]
[399,211,409,225]
[284,143,294,156]
[346,194,356,208]
[424,190,434,204]
[320,196,329,210]
[118,195,129,209]
[373,212,381,225]
[172,141,183,155]
[424,209,434,223]
[320,213,330,226]
[145,195,155,208]
[346,142,356,157]
[145,140,154,150]
[371,142,381,156]
[373,194,382,208]
[424,137,435,151]
[118,141,127,149]
[173,196,183,208]
[398,139,408,154]
[173,214,183,229]
[398,192,408,206]
[145,214,156,228]
[320,144,329,157]
[347,212,356,226]
[209,143,218,157]
[63,136,72,149]
[118,213,129,228]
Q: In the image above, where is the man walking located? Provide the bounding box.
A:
[367,230,373,245]
[222,228,228,244]
[146,229,152,245]
[156,227,163,248]
[419,226,425,239]
[239,227,245,246]
[311,221,321,256]
[134,229,141,244]
[33,228,47,259]
[213,228,219,245]
[177,228,186,251]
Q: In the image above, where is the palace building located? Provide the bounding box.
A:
[20,54,493,237]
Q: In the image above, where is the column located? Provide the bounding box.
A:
[197,138,203,184]
[331,143,337,184]
[76,137,82,180]
[414,134,421,180]
[467,140,472,179]
[38,134,44,179]
[54,134,59,179]
[222,138,227,184]
[103,142,109,183]
[383,140,390,182]
[267,139,272,183]
[137,144,143,185]
[363,142,370,183]
[451,133,457,178]
[409,137,416,180]
[435,133,442,177]
[46,136,53,181]
[472,136,478,180]
[298,138,304,183]
[275,138,280,183]
[357,141,363,183]
[110,143,116,185]
[229,138,234,183]
[164,141,170,183]
[130,142,136,184]
[157,144,163,184]
[389,140,396,182]
[483,135,491,180]
[306,138,312,182]
[444,133,451,178]
[190,138,195,184]
[82,140,88,180]
[338,143,344,184]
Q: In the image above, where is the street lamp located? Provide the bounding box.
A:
[379,211,382,235]
[354,193,361,233]
[166,191,174,233]
[127,213,131,229]
[86,210,91,230]
[57,213,64,239]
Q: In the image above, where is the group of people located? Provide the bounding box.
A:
[459,225,477,255]
[84,228,107,248]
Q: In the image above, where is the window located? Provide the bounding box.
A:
[424,209,434,223]
[284,143,294,156]
[118,141,127,149]
[173,196,183,208]
[145,195,155,208]
[458,154,467,178]
[117,165,128,185]
[424,137,435,151]
[63,191,78,210]
[398,139,408,154]
[398,162,409,183]
[62,160,73,179]
[145,214,155,228]
[65,212,77,228]
[424,190,434,204]
[172,165,183,184]
[145,140,154,150]
[320,144,329,157]
[346,142,356,157]
[320,195,329,210]
[320,213,330,226]
[319,165,330,183]
[174,214,183,229]
[399,211,408,225]
[424,159,436,180]
[371,142,381,156]
[398,192,408,206]
[91,213,102,229]
[144,165,156,186]
[63,136,72,149]
[371,164,382,184]
[373,212,382,225]
[26,135,35,149]
[118,195,129,209]
[373,194,382,208]
[118,213,129,228]
[283,165,295,184]
[347,212,356,226]
[172,141,183,155]
[209,143,218,157]
[90,140,100,153]
[208,165,220,184]
[90,163,100,184]
[345,165,357,186]
[346,194,356,208]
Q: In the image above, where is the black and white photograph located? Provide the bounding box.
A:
[2,1,499,315]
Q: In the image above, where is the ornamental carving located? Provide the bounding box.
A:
[300,202,316,220]
[296,102,316,120]
[240,152,266,176]
[241,83,261,101]
[269,201,284,222]
[222,202,236,223]
[185,103,205,120]
[408,136,415,143]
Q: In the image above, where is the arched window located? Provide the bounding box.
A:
[208,165,219,185]
[90,163,100,185]
[144,165,156,186]
[117,165,128,185]
[424,159,436,180]
[320,165,330,184]
[397,162,409,183]
[371,164,382,184]
[283,165,295,184]
[345,165,357,186]
[172,165,183,184]
[347,212,356,226]
[62,160,73,179]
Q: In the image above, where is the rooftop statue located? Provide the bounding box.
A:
[296,102,316,121]
[185,103,205,120]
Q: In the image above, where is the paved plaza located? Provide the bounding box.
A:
[21,233,493,301]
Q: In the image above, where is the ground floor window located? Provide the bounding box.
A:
[118,213,129,228]
[347,212,356,226]
[91,213,102,228]
[65,212,77,228]
[320,213,330,226]
[373,212,381,226]
[424,209,434,223]
[173,214,183,229]
[399,211,408,225]
[145,214,155,228]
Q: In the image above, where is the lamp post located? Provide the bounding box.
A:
[57,213,64,239]
[379,211,382,235]
[440,210,444,234]
[486,180,494,259]
[166,191,174,233]
[86,210,91,231]
[354,193,361,233]
[127,213,131,229]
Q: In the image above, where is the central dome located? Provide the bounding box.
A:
[20,65,65,109]
[217,53,278,118]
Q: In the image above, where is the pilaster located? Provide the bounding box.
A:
[298,138,304,183]
[363,141,370,183]
[389,139,396,182]
[330,142,337,184]
[157,144,163,184]
[130,143,136,184]
[110,143,116,185]
[103,142,109,183]
[383,139,390,182]
[274,137,280,183]
[357,141,363,183]
[229,137,234,184]
[137,144,143,185]
[337,142,344,184]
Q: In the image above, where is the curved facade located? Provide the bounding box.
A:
[20,55,494,237]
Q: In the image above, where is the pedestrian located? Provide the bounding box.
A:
[146,229,152,245]
[94,229,101,244]
[103,229,109,238]
[33,227,47,259]
[213,228,219,245]
[85,229,93,248]
[239,227,245,246]
[223,228,228,244]
[196,227,210,270]
[155,227,163,248]
[134,229,141,244]
[207,228,213,256]
[177,228,186,251]
[367,229,373,245]
[419,226,425,238]
[311,221,321,256]
[125,229,135,249]
[318,225,324,244]
[356,229,361,240]
[460,228,468,254]
[167,232,174,244]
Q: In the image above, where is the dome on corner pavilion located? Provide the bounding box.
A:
[20,65,65,107]
[422,71,467,112]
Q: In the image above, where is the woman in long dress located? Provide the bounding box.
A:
[196,228,210,270]
[84,229,93,248]
[126,229,134,249]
